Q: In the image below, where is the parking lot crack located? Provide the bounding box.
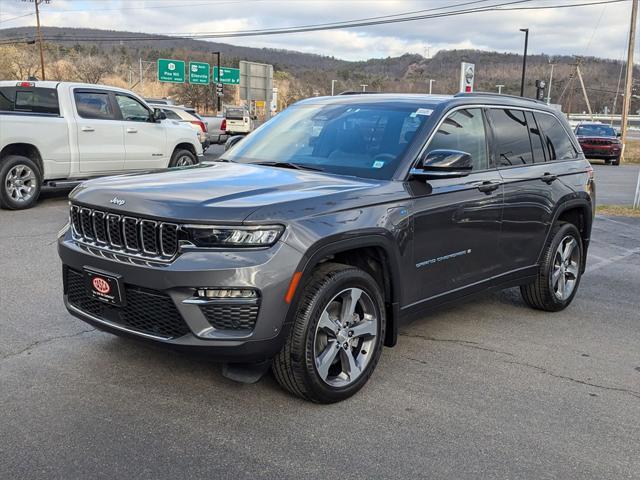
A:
[502,359,640,400]
[399,332,515,357]
[0,328,95,362]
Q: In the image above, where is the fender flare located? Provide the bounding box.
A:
[286,232,403,347]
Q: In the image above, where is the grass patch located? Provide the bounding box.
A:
[623,139,640,164]
[597,204,640,217]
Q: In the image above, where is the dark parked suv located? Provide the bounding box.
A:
[58,93,595,403]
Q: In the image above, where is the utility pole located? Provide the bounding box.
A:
[23,0,49,80]
[331,79,337,96]
[546,61,555,104]
[576,64,593,120]
[429,79,435,94]
[496,84,505,94]
[621,0,638,165]
[213,51,221,114]
[520,28,529,97]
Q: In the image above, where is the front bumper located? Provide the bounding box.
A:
[579,144,621,159]
[58,232,302,361]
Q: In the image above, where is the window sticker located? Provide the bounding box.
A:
[372,160,385,169]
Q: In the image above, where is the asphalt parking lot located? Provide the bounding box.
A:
[1,164,639,479]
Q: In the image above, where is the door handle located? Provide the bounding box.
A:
[477,181,501,194]
[126,128,138,133]
[540,172,557,184]
[80,126,94,132]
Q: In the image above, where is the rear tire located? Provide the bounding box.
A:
[169,149,197,167]
[520,223,583,312]
[0,155,41,210]
[272,263,386,403]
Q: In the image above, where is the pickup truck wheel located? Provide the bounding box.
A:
[0,155,41,210]
[272,263,386,403]
[520,223,583,312]
[169,149,197,167]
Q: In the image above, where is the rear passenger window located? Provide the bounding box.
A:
[488,109,534,166]
[0,87,59,115]
[426,108,488,170]
[535,113,578,161]
[75,91,115,120]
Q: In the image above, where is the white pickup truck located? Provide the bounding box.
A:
[0,81,203,209]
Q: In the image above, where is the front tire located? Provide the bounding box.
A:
[0,155,41,210]
[520,223,583,312]
[273,263,386,403]
[169,149,197,167]
[612,156,620,166]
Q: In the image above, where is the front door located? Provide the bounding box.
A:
[114,94,167,170]
[74,89,125,174]
[408,107,503,307]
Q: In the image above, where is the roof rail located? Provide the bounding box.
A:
[336,91,384,95]
[454,92,548,105]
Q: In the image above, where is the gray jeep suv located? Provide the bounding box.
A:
[58,93,595,403]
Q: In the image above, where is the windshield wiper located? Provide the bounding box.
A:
[254,161,324,172]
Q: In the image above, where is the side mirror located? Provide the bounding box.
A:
[153,109,167,122]
[410,149,473,180]
[616,131,622,138]
[225,135,244,151]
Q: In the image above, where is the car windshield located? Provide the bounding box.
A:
[221,103,432,179]
[576,125,616,137]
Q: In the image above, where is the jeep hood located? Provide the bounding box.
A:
[70,162,379,223]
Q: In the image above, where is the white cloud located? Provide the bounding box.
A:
[0,0,634,61]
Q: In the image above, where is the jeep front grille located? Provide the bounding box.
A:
[70,204,179,260]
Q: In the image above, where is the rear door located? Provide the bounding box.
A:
[74,89,125,174]
[409,107,504,305]
[489,108,578,271]
[114,94,167,170]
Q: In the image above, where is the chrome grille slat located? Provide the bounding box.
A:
[69,205,179,262]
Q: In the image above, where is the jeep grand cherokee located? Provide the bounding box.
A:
[58,93,595,403]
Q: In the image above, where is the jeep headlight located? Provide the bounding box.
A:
[184,225,284,248]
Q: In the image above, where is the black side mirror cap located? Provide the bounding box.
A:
[225,135,244,151]
[410,149,473,180]
[153,108,167,122]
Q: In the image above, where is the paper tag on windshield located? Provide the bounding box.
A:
[411,108,433,117]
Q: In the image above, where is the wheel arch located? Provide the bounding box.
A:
[290,234,403,348]
[171,142,198,158]
[0,143,44,177]
[543,198,593,272]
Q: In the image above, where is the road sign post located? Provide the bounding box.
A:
[189,62,210,85]
[157,59,185,83]
[212,66,240,85]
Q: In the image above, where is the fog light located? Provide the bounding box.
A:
[196,288,257,299]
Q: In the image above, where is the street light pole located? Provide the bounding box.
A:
[520,28,529,97]
[429,79,435,94]
[331,79,337,96]
[361,84,368,92]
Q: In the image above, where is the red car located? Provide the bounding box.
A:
[575,122,622,165]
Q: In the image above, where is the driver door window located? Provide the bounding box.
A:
[115,95,151,122]
[426,108,489,170]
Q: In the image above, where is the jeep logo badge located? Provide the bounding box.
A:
[110,196,125,206]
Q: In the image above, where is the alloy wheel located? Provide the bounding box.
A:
[176,155,195,166]
[551,235,580,301]
[313,288,378,387]
[5,165,37,203]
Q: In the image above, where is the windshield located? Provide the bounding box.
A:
[576,125,616,137]
[221,103,432,179]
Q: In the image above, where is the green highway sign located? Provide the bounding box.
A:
[189,61,210,84]
[212,66,240,85]
[158,59,185,83]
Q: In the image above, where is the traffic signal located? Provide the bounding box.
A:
[216,83,224,97]
[535,80,546,101]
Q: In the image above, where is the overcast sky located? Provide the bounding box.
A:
[0,0,635,61]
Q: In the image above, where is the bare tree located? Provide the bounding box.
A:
[71,55,113,84]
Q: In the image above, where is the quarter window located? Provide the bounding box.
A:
[535,113,578,161]
[75,91,115,120]
[488,109,534,166]
[115,94,151,122]
[426,108,488,170]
